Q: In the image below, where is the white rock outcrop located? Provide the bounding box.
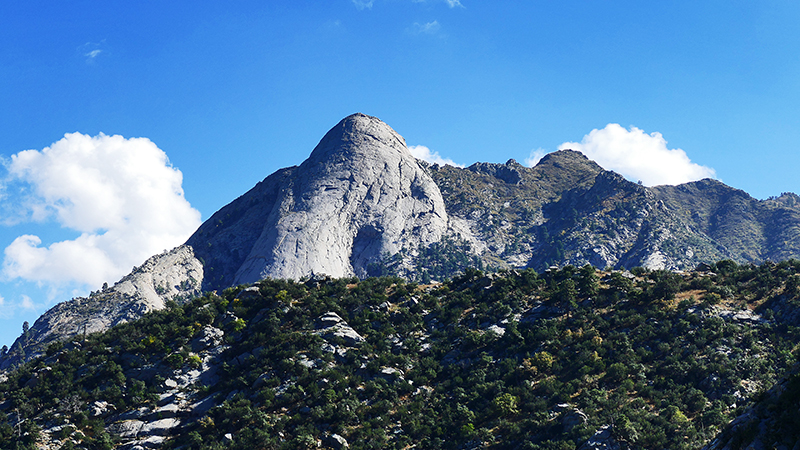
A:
[113,245,204,311]
[232,113,449,282]
[315,312,365,346]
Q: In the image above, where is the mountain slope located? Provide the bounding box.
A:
[0,246,203,370]
[653,180,800,263]
[185,115,791,288]
[429,151,727,272]
[6,113,800,370]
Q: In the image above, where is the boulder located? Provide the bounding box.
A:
[191,326,224,352]
[89,400,115,418]
[578,425,625,450]
[316,312,365,346]
[108,420,144,439]
[325,433,349,449]
[138,418,181,437]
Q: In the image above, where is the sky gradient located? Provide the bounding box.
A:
[1,1,799,347]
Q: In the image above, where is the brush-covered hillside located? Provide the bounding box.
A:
[2,260,800,449]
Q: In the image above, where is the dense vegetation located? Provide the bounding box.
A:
[2,259,800,449]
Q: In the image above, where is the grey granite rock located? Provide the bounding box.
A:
[316,312,365,346]
[326,433,350,449]
[229,113,449,282]
[138,418,181,437]
[191,326,224,352]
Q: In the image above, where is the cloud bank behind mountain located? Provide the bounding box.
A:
[1,133,201,290]
[558,123,716,186]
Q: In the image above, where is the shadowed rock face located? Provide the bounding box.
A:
[189,113,449,288]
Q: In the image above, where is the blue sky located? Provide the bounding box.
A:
[1,0,799,347]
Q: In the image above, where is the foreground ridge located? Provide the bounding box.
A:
[2,261,800,449]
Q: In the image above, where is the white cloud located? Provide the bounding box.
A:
[412,0,464,7]
[410,20,441,35]
[524,148,549,167]
[1,133,201,289]
[352,0,374,10]
[558,124,716,186]
[78,41,106,64]
[20,295,35,310]
[408,145,463,167]
[0,294,41,319]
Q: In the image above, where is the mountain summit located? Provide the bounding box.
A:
[187,113,449,288]
[6,113,800,366]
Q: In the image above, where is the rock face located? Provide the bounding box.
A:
[188,113,449,288]
[428,151,730,273]
[238,113,448,281]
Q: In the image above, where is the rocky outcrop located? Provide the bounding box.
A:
[233,113,448,282]
[315,312,365,347]
[578,425,627,450]
[189,113,449,288]
[112,245,203,310]
[0,246,202,369]
[430,151,729,272]
[654,179,800,264]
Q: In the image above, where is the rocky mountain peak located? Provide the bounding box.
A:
[305,113,407,165]
[533,149,598,171]
[218,113,450,283]
[467,161,525,185]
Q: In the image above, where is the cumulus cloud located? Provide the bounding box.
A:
[558,124,716,186]
[1,133,201,289]
[408,145,463,167]
[524,148,549,167]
